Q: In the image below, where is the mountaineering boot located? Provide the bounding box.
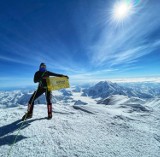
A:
[22,104,34,121]
[22,112,32,121]
[47,104,52,120]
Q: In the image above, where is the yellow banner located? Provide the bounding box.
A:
[46,77,70,91]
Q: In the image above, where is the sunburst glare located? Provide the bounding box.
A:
[111,0,135,25]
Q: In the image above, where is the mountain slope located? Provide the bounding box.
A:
[82,81,155,99]
[0,89,74,108]
[1,81,159,108]
[0,101,159,157]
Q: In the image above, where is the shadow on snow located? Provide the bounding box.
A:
[0,118,46,146]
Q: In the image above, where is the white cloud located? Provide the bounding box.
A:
[88,1,160,69]
[0,55,35,66]
[109,77,160,83]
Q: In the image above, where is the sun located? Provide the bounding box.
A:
[114,2,131,19]
[111,0,134,24]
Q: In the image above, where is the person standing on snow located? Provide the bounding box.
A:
[22,63,69,120]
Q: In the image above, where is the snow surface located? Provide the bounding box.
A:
[0,82,160,157]
[0,93,160,157]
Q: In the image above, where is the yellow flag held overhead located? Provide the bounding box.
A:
[46,77,70,91]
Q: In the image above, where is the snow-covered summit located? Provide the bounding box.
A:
[82,81,124,98]
[82,81,156,99]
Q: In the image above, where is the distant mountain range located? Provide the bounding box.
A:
[0,81,160,108]
[82,81,160,99]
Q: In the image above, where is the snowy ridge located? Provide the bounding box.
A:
[145,98,160,109]
[0,90,23,108]
[0,81,160,109]
[97,95,150,113]
[0,89,74,108]
[82,81,125,98]
[1,81,160,110]
[82,81,158,99]
[0,101,160,157]
[0,82,160,156]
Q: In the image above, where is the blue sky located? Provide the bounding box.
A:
[0,0,160,88]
